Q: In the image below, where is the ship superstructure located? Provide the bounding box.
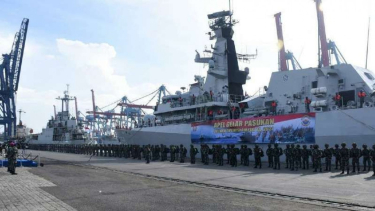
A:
[28,86,87,144]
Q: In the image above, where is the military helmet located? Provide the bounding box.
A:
[274,143,279,147]
[296,144,300,148]
[302,145,307,148]
[341,143,346,147]
[244,145,247,148]
[363,144,367,148]
[286,144,290,148]
[325,144,329,147]
[313,145,318,149]
[255,144,259,148]
[335,144,339,147]
[352,142,357,147]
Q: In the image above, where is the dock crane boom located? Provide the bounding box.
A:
[315,0,330,67]
[274,12,288,71]
[274,13,302,71]
[0,18,29,139]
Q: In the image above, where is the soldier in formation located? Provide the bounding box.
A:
[28,142,375,177]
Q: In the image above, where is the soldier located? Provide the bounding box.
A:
[323,144,332,171]
[138,145,142,160]
[243,145,250,166]
[362,144,371,172]
[180,144,187,163]
[290,144,296,171]
[333,144,341,170]
[240,145,245,165]
[217,145,224,166]
[104,144,108,157]
[301,145,309,170]
[7,142,18,175]
[312,145,322,172]
[253,145,264,169]
[170,145,175,162]
[230,145,237,167]
[273,143,282,170]
[309,145,314,169]
[213,145,217,164]
[226,145,230,164]
[175,145,180,161]
[340,143,350,175]
[266,144,273,168]
[295,145,302,170]
[371,145,375,176]
[160,145,165,161]
[203,145,209,165]
[190,145,198,164]
[284,144,291,169]
[145,145,151,164]
[350,143,361,173]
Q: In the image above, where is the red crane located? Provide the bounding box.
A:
[315,0,329,67]
[274,12,288,72]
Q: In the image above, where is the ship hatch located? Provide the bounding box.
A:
[338,90,355,106]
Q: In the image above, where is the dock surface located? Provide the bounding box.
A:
[0,150,374,211]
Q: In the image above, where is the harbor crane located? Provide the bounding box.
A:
[315,0,346,67]
[0,18,29,139]
[274,12,302,71]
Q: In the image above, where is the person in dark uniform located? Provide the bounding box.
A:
[284,144,291,169]
[301,145,309,170]
[266,144,273,168]
[7,142,18,175]
[290,144,296,171]
[312,145,322,172]
[273,143,282,170]
[323,144,332,171]
[243,145,250,166]
[226,145,230,164]
[180,145,187,163]
[253,145,264,169]
[190,145,198,164]
[170,145,175,162]
[333,144,341,170]
[295,144,302,170]
[350,143,361,173]
[340,143,350,175]
[218,145,224,166]
[145,145,151,164]
[240,145,245,165]
[362,144,371,172]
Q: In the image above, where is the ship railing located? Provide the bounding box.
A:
[169,94,244,108]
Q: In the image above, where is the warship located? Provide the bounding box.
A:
[116,0,375,150]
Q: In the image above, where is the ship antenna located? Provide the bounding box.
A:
[229,0,232,25]
[365,17,371,69]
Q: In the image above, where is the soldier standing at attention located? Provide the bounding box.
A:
[284,144,291,169]
[204,145,209,165]
[7,142,18,175]
[180,145,187,163]
[243,145,250,166]
[273,143,282,170]
[218,145,224,166]
[253,145,264,169]
[170,145,175,162]
[230,145,237,167]
[333,144,341,170]
[240,145,245,165]
[350,143,361,173]
[362,144,371,172]
[145,145,151,164]
[323,144,333,171]
[301,145,309,170]
[175,145,180,161]
[370,145,375,176]
[190,145,198,164]
[226,145,230,164]
[340,143,350,175]
[290,144,296,171]
[295,145,302,170]
[312,145,322,172]
[266,144,273,168]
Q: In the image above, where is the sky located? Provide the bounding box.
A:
[0,0,374,132]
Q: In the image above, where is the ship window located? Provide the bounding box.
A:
[364,72,374,80]
[312,81,318,88]
[338,79,344,84]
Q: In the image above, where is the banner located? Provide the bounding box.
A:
[191,113,315,144]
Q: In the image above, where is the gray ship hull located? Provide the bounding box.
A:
[117,108,375,160]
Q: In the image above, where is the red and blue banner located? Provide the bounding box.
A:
[191,113,315,144]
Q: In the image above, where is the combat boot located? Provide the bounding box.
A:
[340,170,344,174]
